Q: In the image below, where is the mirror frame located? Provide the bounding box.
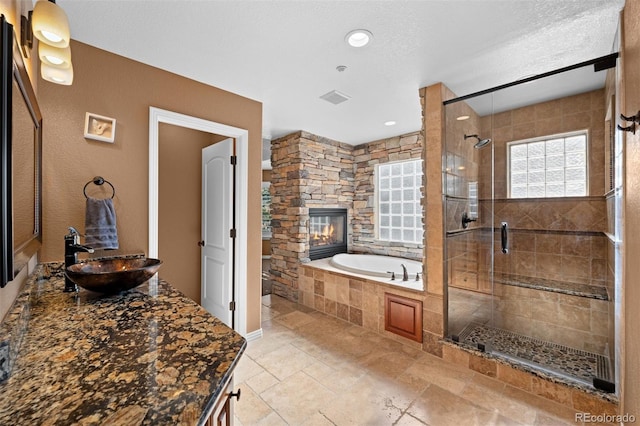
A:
[0,16,43,287]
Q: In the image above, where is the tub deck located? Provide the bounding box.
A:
[305,258,424,292]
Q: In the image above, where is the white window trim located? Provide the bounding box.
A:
[506,129,590,199]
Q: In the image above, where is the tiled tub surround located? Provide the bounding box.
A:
[0,262,246,425]
[298,259,432,348]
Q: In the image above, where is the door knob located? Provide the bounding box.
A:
[198,240,205,247]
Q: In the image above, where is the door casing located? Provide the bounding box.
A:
[148,107,249,337]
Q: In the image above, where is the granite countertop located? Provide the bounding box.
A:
[0,262,246,425]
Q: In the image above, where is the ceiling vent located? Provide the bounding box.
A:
[320,90,351,105]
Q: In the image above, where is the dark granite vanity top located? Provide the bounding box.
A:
[0,262,246,425]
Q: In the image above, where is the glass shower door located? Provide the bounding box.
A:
[445,59,617,391]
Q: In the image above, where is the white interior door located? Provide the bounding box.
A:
[201,138,234,327]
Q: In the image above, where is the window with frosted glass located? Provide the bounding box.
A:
[376,159,424,243]
[508,132,587,198]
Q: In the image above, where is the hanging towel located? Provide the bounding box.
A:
[85,197,119,250]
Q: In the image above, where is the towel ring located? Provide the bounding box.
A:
[83,176,115,199]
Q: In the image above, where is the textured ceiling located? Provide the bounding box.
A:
[58,0,624,146]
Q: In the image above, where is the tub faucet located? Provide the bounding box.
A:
[64,227,94,292]
[401,264,409,281]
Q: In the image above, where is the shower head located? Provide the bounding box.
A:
[464,134,492,149]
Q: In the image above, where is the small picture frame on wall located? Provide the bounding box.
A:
[84,112,116,143]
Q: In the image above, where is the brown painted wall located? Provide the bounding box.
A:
[158,124,216,303]
[36,40,263,333]
[622,0,640,417]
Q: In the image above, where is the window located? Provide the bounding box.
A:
[261,182,272,236]
[376,159,423,243]
[509,132,588,198]
[468,181,478,219]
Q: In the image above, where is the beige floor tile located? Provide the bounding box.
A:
[253,411,289,426]
[275,310,317,329]
[300,412,337,426]
[260,371,336,425]
[245,327,297,359]
[460,381,537,425]
[407,384,520,426]
[395,413,427,425]
[399,353,474,395]
[235,386,278,425]
[501,385,583,425]
[290,338,347,369]
[320,373,417,426]
[242,295,600,426]
[255,343,317,381]
[303,360,366,393]
[245,369,280,394]
[235,355,266,384]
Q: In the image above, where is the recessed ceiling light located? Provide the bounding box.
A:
[345,29,373,48]
[456,115,470,121]
[384,121,396,126]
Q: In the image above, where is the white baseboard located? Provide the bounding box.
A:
[244,328,263,342]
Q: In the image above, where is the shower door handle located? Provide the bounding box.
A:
[501,222,509,254]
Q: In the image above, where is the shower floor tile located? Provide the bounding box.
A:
[457,322,610,385]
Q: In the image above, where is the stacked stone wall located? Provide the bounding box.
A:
[351,131,424,260]
[269,131,354,301]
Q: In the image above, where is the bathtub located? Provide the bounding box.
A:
[330,253,422,280]
[305,253,424,292]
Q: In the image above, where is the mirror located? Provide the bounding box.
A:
[1,16,42,287]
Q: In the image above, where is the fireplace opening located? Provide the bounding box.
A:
[309,208,348,260]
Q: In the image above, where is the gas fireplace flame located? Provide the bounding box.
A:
[311,223,337,246]
[322,224,334,238]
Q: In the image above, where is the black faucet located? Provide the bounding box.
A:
[461,212,477,229]
[64,227,94,292]
[400,264,409,281]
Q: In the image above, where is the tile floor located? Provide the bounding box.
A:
[234,295,611,425]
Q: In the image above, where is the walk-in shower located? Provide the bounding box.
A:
[443,53,620,395]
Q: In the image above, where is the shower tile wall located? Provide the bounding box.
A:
[487,199,607,286]
[478,89,606,200]
[443,93,485,296]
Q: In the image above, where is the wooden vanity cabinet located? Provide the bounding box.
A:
[206,376,238,426]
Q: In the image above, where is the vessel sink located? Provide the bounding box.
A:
[65,257,163,294]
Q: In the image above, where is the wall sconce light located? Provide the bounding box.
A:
[41,62,73,86]
[31,0,70,48]
[20,0,73,85]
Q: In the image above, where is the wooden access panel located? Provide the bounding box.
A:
[384,293,423,343]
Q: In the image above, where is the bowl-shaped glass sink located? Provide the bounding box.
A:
[65,257,162,294]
